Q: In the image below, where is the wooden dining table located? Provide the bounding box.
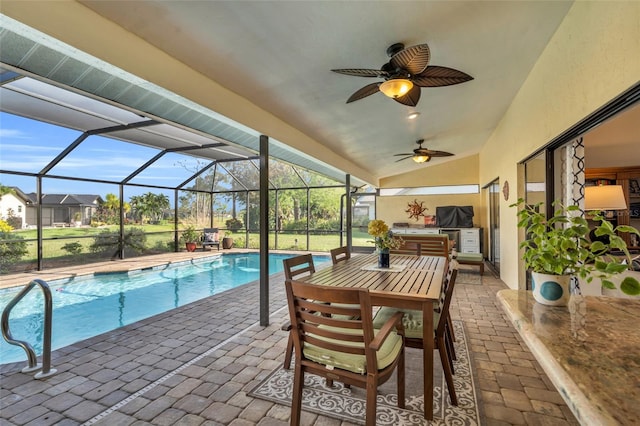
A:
[299,253,447,420]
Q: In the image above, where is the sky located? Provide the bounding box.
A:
[0,112,208,202]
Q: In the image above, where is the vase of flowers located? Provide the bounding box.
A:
[368,219,403,268]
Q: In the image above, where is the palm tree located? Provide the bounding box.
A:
[130,195,147,224]
[103,193,132,224]
[145,192,170,223]
[129,192,169,224]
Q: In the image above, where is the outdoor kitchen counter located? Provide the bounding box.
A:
[497,289,640,426]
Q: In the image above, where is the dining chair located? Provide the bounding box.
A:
[283,253,316,280]
[285,279,406,426]
[330,246,351,264]
[281,254,316,369]
[372,259,459,405]
[390,234,449,257]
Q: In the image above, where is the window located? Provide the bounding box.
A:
[379,185,479,196]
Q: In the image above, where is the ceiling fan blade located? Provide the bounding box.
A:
[411,66,473,87]
[393,153,413,156]
[390,43,431,75]
[424,150,454,157]
[395,155,413,162]
[346,82,381,103]
[393,84,421,107]
[332,68,389,78]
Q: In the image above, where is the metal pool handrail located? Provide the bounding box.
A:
[1,278,57,379]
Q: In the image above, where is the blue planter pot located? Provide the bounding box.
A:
[531,272,570,306]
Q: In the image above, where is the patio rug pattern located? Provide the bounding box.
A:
[250,320,480,425]
[456,269,483,285]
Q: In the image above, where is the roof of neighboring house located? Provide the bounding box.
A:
[25,193,103,206]
[6,187,33,204]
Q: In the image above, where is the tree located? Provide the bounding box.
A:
[0,184,15,200]
[145,192,170,223]
[129,195,146,223]
[176,159,214,223]
[130,192,169,224]
[0,219,27,273]
[101,193,131,224]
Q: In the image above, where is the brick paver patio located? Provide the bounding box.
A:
[1,252,579,425]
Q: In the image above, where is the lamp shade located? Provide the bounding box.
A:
[412,154,430,163]
[585,185,627,210]
[379,79,413,98]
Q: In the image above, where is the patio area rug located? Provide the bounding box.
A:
[456,268,483,285]
[250,320,480,425]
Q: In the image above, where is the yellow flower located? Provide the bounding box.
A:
[368,219,389,238]
[368,219,403,250]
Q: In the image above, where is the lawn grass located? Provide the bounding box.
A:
[4,226,374,274]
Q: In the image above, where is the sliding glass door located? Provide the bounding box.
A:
[487,179,500,272]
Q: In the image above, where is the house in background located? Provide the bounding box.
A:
[0,187,31,229]
[24,193,103,227]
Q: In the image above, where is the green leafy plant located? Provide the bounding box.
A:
[4,208,22,230]
[0,231,28,273]
[90,228,147,255]
[180,226,201,244]
[61,242,83,255]
[512,198,640,295]
[225,218,243,231]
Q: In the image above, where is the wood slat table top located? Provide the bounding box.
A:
[301,254,446,302]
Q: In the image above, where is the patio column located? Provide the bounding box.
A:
[118,184,125,260]
[36,176,43,271]
[346,174,352,253]
[259,135,269,326]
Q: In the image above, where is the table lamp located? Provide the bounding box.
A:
[584,185,627,211]
[585,185,627,245]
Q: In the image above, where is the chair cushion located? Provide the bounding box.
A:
[302,325,403,374]
[329,303,361,320]
[204,232,218,242]
[456,253,483,262]
[372,307,440,340]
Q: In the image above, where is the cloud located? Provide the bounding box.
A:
[0,143,61,152]
[0,129,32,139]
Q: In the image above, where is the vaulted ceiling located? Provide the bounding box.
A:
[2,1,582,186]
[75,1,574,182]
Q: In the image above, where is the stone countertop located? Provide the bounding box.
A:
[497,290,640,426]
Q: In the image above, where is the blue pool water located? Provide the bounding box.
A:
[0,253,329,365]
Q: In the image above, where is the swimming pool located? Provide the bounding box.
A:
[0,253,329,365]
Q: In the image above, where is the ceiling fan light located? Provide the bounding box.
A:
[412,154,430,163]
[379,79,413,98]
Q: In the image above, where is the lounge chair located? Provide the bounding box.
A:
[202,228,220,251]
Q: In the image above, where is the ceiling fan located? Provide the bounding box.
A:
[394,139,454,163]
[332,42,473,107]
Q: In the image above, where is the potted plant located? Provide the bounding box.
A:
[222,231,234,249]
[180,226,200,252]
[512,199,640,305]
[73,211,82,227]
[367,219,403,268]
